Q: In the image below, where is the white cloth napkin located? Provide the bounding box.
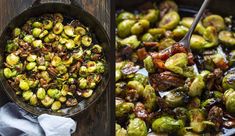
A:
[0,103,76,136]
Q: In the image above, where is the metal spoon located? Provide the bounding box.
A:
[179,0,211,49]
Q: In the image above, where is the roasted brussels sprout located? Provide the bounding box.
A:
[218,31,235,47]
[143,85,157,112]
[188,74,205,97]
[116,11,135,24]
[119,35,141,49]
[142,9,159,24]
[159,11,180,30]
[127,118,147,136]
[117,20,136,38]
[164,89,185,107]
[143,56,155,73]
[165,53,195,78]
[203,15,226,32]
[116,123,127,136]
[152,116,184,133]
[127,81,145,96]
[131,19,150,35]
[181,17,206,35]
[224,88,235,114]
[188,108,206,133]
[116,100,134,118]
[222,73,235,90]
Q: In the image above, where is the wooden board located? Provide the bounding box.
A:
[0,0,111,135]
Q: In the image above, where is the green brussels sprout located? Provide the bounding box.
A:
[188,108,206,133]
[43,20,53,30]
[47,88,61,99]
[159,0,178,13]
[26,62,37,70]
[13,28,21,37]
[91,44,102,54]
[165,53,195,78]
[115,82,126,95]
[53,22,64,34]
[79,78,88,89]
[173,107,188,124]
[181,17,206,35]
[19,80,30,91]
[3,68,17,78]
[141,33,154,42]
[27,54,37,62]
[159,38,176,50]
[190,35,208,50]
[143,56,155,73]
[131,19,150,35]
[203,26,218,48]
[58,96,67,103]
[82,89,93,98]
[116,100,134,118]
[23,35,34,43]
[116,70,122,82]
[81,35,92,47]
[141,9,159,24]
[39,30,49,38]
[132,74,148,86]
[6,53,19,66]
[173,25,189,39]
[56,64,67,74]
[119,35,140,49]
[29,94,38,106]
[37,88,46,100]
[127,81,144,96]
[188,75,205,97]
[32,21,43,28]
[51,101,62,111]
[116,11,135,24]
[51,56,62,67]
[152,116,184,133]
[218,31,235,47]
[127,118,147,136]
[87,61,97,73]
[74,26,87,36]
[148,28,166,36]
[65,39,75,49]
[22,91,33,101]
[224,88,235,114]
[159,11,180,30]
[32,28,42,38]
[5,42,19,53]
[41,95,54,107]
[41,71,51,82]
[117,20,135,38]
[143,85,157,112]
[164,90,185,108]
[54,13,64,22]
[79,66,88,77]
[64,25,75,37]
[203,15,226,31]
[116,123,127,136]
[32,40,43,48]
[222,73,235,90]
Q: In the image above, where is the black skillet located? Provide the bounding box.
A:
[116,0,235,135]
[0,0,111,117]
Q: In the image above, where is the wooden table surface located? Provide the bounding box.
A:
[0,0,112,136]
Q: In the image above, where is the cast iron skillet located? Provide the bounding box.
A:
[0,0,111,117]
[116,0,235,135]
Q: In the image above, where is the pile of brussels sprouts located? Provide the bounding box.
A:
[116,0,235,135]
[4,13,105,111]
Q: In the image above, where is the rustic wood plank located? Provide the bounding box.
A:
[0,0,111,136]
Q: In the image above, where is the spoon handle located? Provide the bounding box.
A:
[180,0,211,48]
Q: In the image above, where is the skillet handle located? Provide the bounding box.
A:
[32,0,82,8]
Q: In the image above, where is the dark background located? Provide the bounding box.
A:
[0,0,114,136]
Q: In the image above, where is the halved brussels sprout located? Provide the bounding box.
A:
[53,22,64,34]
[51,101,62,111]
[127,80,144,96]
[6,53,19,66]
[164,90,185,108]
[143,85,157,112]
[142,9,159,24]
[43,20,53,30]
[159,11,180,30]
[219,31,235,47]
[152,116,184,133]
[32,28,42,38]
[189,108,206,133]
[224,88,235,114]
[159,38,176,50]
[131,19,150,35]
[119,35,140,49]
[222,73,235,90]
[117,20,135,38]
[116,100,134,118]
[37,88,46,100]
[116,11,135,24]
[4,68,17,78]
[19,80,30,91]
[41,95,54,107]
[203,15,226,31]
[188,74,205,97]
[22,91,33,101]
[143,56,155,73]
[64,25,75,37]
[181,17,206,35]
